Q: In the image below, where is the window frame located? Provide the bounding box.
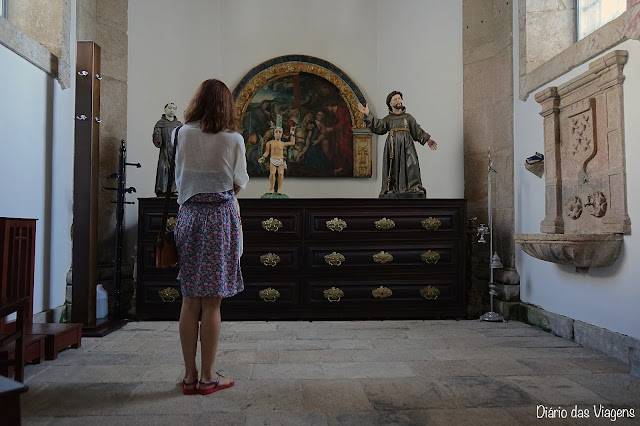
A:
[519,0,638,101]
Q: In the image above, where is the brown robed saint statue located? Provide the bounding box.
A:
[153,102,183,196]
[358,91,437,198]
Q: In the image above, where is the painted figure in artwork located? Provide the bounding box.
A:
[289,113,314,163]
[243,100,273,145]
[357,91,437,198]
[258,126,295,195]
[324,100,353,174]
[153,102,183,196]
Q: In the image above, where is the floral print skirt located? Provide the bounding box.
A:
[174,191,244,298]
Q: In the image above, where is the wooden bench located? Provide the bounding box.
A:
[1,218,83,366]
[0,297,29,382]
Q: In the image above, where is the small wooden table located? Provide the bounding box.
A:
[0,374,28,426]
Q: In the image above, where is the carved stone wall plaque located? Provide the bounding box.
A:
[535,50,630,236]
[517,50,630,272]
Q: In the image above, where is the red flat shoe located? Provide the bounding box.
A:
[180,378,198,395]
[197,372,234,395]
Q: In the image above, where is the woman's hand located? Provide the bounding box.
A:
[233,184,242,194]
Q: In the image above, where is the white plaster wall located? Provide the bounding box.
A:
[513,1,640,339]
[126,0,463,254]
[0,25,75,315]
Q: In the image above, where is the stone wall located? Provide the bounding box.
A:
[522,0,575,74]
[463,0,519,317]
[2,0,72,88]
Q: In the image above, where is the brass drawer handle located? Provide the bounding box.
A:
[262,217,283,232]
[324,287,344,302]
[421,250,440,264]
[158,287,180,303]
[324,251,345,266]
[373,251,393,264]
[259,287,280,302]
[420,286,440,300]
[372,286,392,299]
[260,252,281,267]
[374,217,395,230]
[326,217,347,232]
[421,217,441,230]
[166,217,177,232]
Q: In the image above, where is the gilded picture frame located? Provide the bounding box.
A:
[233,55,372,178]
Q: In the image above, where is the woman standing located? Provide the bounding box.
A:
[173,79,249,395]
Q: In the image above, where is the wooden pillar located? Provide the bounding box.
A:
[72,42,101,325]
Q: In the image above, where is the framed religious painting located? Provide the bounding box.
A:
[233,55,373,178]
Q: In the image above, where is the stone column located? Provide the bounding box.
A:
[535,87,564,233]
[463,0,520,319]
[598,52,631,234]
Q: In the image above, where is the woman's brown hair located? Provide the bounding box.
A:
[183,79,238,133]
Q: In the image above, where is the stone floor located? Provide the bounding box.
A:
[19,320,640,425]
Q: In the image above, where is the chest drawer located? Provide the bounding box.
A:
[305,276,460,305]
[305,207,462,241]
[226,280,300,305]
[240,208,303,241]
[305,242,461,274]
[240,246,303,276]
[138,209,179,242]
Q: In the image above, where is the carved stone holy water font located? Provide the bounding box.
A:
[515,50,631,272]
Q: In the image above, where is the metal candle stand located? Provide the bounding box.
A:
[478,148,506,322]
[101,140,140,319]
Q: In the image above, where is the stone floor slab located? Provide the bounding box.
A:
[301,380,373,412]
[408,360,483,377]
[245,411,328,426]
[467,358,537,376]
[259,339,330,351]
[320,362,416,379]
[22,383,138,417]
[361,377,457,410]
[437,376,537,408]
[423,407,524,425]
[506,375,605,405]
[565,373,640,405]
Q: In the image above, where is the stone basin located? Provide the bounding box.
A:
[514,233,623,273]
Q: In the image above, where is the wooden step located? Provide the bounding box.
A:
[27,323,83,360]
[0,334,46,377]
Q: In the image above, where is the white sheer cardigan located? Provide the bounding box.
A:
[173,121,249,206]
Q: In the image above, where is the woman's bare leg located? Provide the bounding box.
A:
[199,297,233,387]
[179,296,201,385]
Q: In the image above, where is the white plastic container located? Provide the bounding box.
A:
[96,284,109,319]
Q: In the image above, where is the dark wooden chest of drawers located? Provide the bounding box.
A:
[136,198,468,320]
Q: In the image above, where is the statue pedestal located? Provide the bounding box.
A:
[261,193,289,199]
[379,192,425,199]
